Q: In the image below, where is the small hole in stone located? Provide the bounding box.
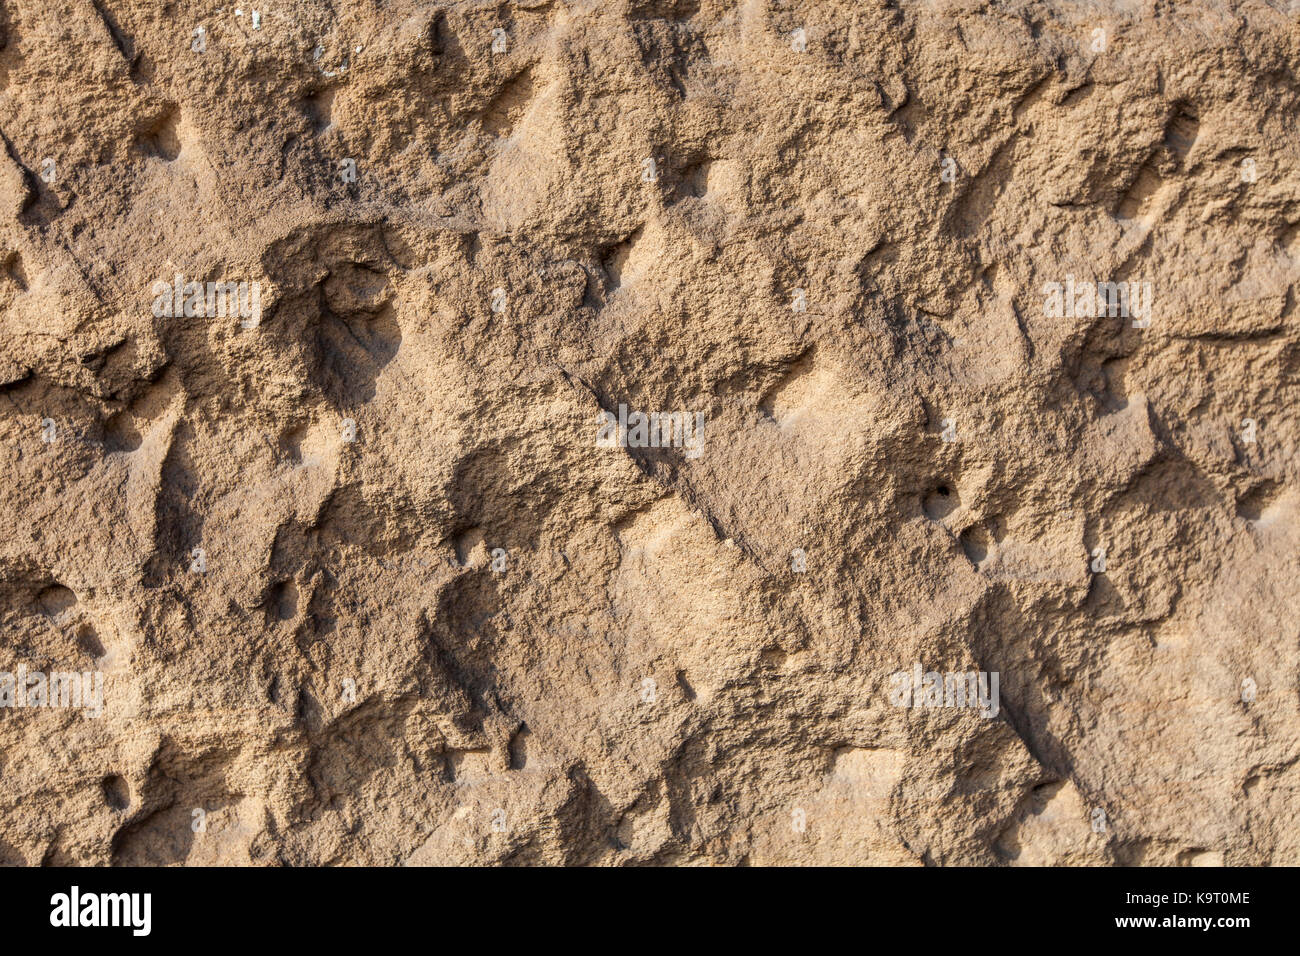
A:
[508,725,530,771]
[77,623,106,658]
[923,484,960,521]
[1237,483,1277,523]
[269,580,298,621]
[136,105,182,161]
[104,411,142,453]
[961,525,990,566]
[36,584,77,618]
[454,527,487,567]
[102,774,130,811]
[676,670,697,701]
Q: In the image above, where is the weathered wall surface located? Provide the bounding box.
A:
[0,0,1297,865]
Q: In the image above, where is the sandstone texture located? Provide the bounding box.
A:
[0,0,1298,866]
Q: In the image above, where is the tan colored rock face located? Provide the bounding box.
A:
[0,0,1297,866]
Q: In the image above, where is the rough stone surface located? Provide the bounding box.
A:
[0,0,1298,866]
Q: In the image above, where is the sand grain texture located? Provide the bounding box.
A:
[0,0,1297,865]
